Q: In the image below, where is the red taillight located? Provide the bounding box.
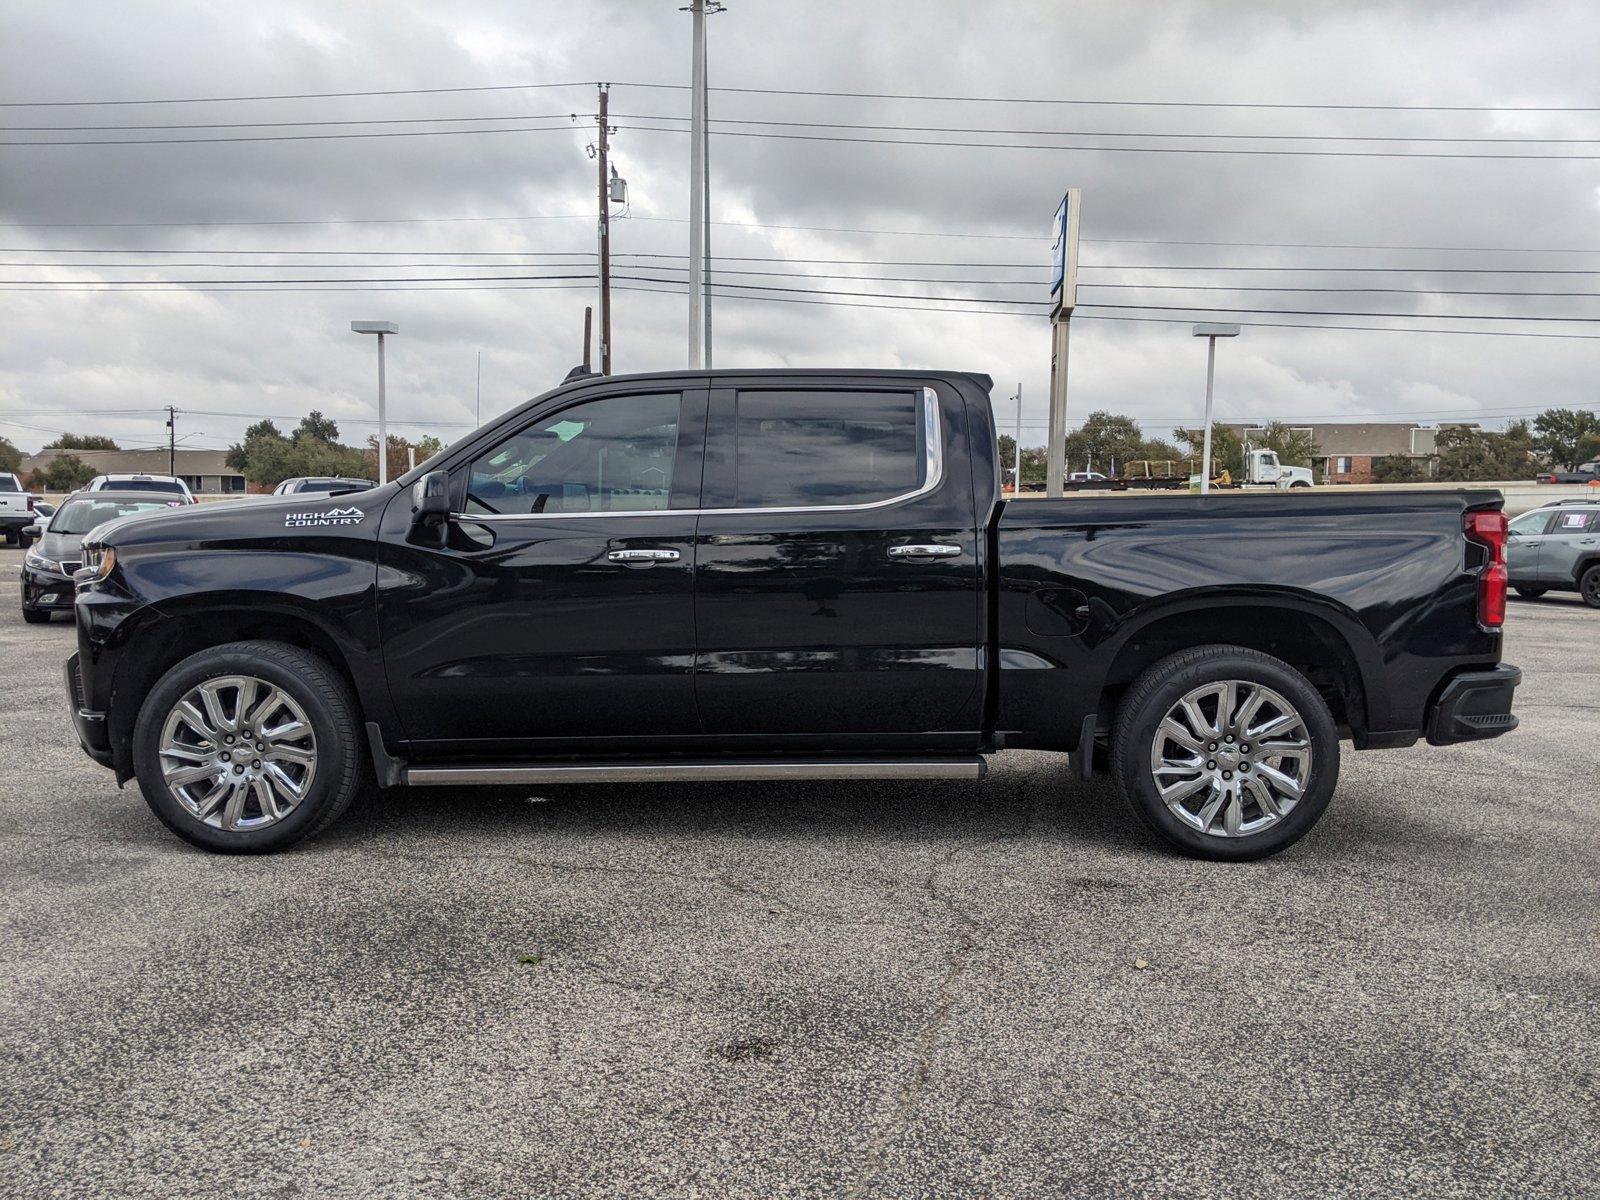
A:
[26,495,34,511]
[1464,509,1507,630]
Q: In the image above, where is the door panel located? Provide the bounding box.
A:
[377,389,705,754]
[692,383,983,739]
[1506,510,1551,583]
[1542,508,1598,583]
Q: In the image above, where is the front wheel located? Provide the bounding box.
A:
[1581,565,1600,609]
[1111,645,1340,861]
[1514,586,1547,600]
[132,640,364,853]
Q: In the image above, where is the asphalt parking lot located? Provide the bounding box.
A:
[1,544,1595,1199]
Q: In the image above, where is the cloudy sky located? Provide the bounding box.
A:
[2,0,1598,458]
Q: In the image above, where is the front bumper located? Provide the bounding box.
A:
[21,566,76,610]
[1425,664,1521,746]
[64,652,114,769]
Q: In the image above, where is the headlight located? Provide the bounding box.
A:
[78,543,116,583]
[25,549,63,574]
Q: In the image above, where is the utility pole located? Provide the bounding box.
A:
[686,0,708,368]
[1045,189,1082,499]
[701,9,714,368]
[1012,384,1023,492]
[582,307,593,372]
[475,350,482,425]
[165,406,176,477]
[595,83,614,375]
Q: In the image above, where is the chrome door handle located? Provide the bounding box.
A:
[607,548,681,563]
[888,544,962,559]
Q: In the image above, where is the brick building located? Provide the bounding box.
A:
[19,447,247,495]
[1222,422,1480,485]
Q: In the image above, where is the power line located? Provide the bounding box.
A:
[0,123,584,147]
[617,123,1600,161]
[0,82,596,107]
[621,81,1600,114]
[18,107,1600,146]
[7,77,1599,114]
[613,111,1600,146]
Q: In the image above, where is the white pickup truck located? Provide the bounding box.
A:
[0,472,38,548]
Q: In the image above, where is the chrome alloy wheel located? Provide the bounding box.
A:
[157,675,318,831]
[1148,680,1313,839]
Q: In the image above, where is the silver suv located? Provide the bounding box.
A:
[1507,501,1600,608]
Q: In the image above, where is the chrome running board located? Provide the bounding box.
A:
[403,757,987,787]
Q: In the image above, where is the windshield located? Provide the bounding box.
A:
[109,479,184,495]
[50,497,180,535]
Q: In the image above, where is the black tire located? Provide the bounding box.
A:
[1514,586,1547,600]
[1290,480,1312,488]
[1111,644,1340,862]
[16,531,33,550]
[21,606,50,624]
[132,640,364,854]
[1581,565,1600,610]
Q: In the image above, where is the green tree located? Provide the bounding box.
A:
[225,419,283,473]
[1532,408,1600,470]
[1174,424,1245,477]
[295,411,340,444]
[0,435,22,475]
[43,434,121,452]
[1062,411,1146,472]
[1371,455,1426,483]
[1253,422,1320,468]
[1434,421,1536,481]
[26,453,95,492]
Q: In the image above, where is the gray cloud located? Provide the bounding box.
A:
[2,0,1598,455]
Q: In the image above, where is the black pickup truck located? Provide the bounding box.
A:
[65,369,1520,860]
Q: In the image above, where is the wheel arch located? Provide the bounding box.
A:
[106,602,372,780]
[1091,594,1381,742]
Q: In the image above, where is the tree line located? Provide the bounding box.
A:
[0,417,446,492]
[223,412,443,488]
[999,407,1600,485]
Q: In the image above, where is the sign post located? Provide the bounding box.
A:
[1046,189,1082,498]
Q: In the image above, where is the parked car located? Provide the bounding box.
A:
[1534,461,1600,485]
[21,491,187,623]
[271,476,377,497]
[1067,471,1109,483]
[1507,500,1600,607]
[83,474,196,503]
[66,369,1519,859]
[0,471,37,547]
[32,498,56,522]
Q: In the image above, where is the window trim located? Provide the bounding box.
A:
[463,385,941,522]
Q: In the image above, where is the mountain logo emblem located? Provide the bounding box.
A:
[284,505,368,528]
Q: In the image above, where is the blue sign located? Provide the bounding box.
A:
[1050,195,1069,296]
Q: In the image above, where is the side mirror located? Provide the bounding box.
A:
[21,524,42,539]
[407,470,451,548]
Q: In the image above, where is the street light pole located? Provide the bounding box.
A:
[1192,323,1240,496]
[351,321,399,486]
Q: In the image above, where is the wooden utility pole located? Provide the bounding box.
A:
[595,84,613,375]
[165,406,176,476]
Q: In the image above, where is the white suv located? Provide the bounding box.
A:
[83,474,196,503]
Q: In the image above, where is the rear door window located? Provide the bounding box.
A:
[1555,509,1597,532]
[729,390,926,509]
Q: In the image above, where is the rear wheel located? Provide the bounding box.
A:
[132,641,364,853]
[1581,565,1600,609]
[21,606,50,624]
[1515,586,1547,600]
[1112,645,1340,861]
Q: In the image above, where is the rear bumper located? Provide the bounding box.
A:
[64,652,114,769]
[1425,664,1521,746]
